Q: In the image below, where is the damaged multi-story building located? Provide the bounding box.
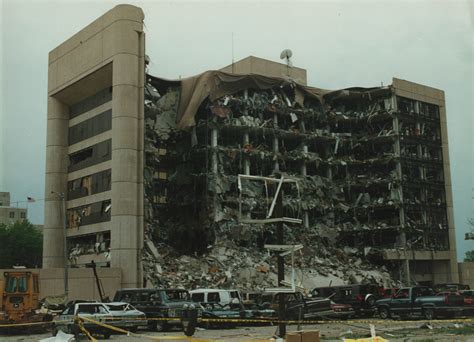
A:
[43,4,458,290]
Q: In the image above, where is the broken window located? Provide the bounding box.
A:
[66,199,111,228]
[68,231,111,266]
[69,110,112,145]
[67,169,111,200]
[70,87,112,118]
[68,139,111,172]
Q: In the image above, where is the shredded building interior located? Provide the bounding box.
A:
[141,70,455,289]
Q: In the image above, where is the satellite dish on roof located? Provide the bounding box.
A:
[280,49,293,68]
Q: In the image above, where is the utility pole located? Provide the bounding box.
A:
[275,187,286,338]
[52,191,68,297]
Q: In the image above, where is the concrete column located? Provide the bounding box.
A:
[110,29,145,288]
[400,259,411,285]
[211,129,218,174]
[43,98,69,268]
[301,145,308,176]
[273,114,279,172]
[393,115,406,241]
[243,133,250,175]
[301,144,309,228]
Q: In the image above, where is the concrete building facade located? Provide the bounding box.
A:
[43,4,145,288]
[0,192,28,225]
[44,4,458,290]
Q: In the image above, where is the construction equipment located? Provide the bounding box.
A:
[0,271,52,326]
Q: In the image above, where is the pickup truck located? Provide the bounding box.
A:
[113,288,200,331]
[376,286,464,320]
[260,292,332,320]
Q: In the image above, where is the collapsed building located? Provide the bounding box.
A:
[43,5,458,292]
[141,69,456,290]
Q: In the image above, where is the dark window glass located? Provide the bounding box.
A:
[67,169,111,200]
[191,293,204,302]
[5,277,17,292]
[9,212,15,218]
[69,110,112,145]
[70,87,112,118]
[68,140,111,172]
[18,276,27,292]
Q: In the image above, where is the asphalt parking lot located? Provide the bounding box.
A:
[3,319,474,341]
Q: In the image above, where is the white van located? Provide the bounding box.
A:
[189,289,242,306]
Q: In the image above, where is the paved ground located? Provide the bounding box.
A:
[3,319,474,341]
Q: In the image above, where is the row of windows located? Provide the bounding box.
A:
[8,211,26,219]
[69,110,112,145]
[67,169,111,200]
[68,139,111,172]
[66,199,111,228]
[70,87,112,119]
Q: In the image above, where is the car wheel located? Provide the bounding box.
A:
[365,295,376,308]
[155,321,167,332]
[129,326,138,333]
[423,308,435,320]
[103,332,111,339]
[147,321,157,331]
[378,307,391,319]
[67,325,79,338]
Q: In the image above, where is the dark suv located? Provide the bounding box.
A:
[311,284,379,316]
[113,288,199,331]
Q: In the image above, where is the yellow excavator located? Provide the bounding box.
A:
[0,271,52,328]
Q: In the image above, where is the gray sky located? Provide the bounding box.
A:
[1,0,472,260]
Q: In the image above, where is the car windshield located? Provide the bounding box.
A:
[107,304,129,311]
[77,304,108,314]
[164,290,189,301]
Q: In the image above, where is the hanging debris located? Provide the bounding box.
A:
[141,70,449,290]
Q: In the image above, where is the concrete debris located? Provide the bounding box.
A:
[40,330,75,342]
[142,237,393,290]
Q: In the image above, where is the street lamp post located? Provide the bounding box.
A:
[52,191,68,297]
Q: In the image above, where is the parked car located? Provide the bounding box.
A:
[52,302,114,339]
[241,291,261,310]
[190,289,242,306]
[444,290,474,315]
[200,302,242,329]
[376,286,464,320]
[434,283,470,293]
[311,284,379,316]
[259,292,332,320]
[328,301,355,320]
[104,302,147,332]
[379,288,399,298]
[113,288,200,332]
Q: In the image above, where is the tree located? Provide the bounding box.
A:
[465,250,474,262]
[0,220,42,268]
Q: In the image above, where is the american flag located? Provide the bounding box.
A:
[27,197,35,203]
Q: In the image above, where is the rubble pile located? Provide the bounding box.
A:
[142,237,395,290]
[142,71,448,288]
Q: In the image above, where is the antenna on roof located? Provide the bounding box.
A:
[280,49,293,68]
[231,32,235,74]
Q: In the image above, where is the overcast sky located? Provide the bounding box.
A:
[1,0,472,260]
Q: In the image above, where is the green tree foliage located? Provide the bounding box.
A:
[464,250,474,262]
[0,220,42,268]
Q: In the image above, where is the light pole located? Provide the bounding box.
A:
[52,191,68,297]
